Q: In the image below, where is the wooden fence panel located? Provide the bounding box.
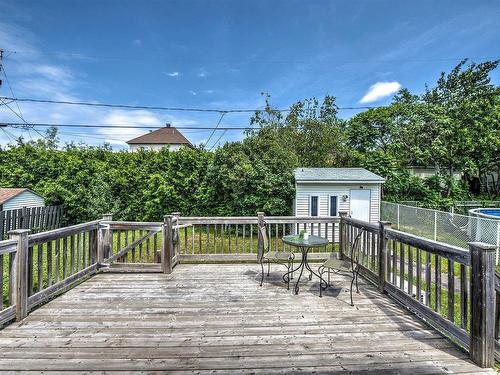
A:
[0,205,64,239]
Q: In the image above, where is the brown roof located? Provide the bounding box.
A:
[126,126,193,148]
[0,188,29,205]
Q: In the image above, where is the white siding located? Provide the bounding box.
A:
[3,191,45,211]
[295,183,381,222]
[129,144,184,152]
[294,182,381,242]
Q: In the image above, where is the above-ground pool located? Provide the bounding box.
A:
[468,208,500,244]
[475,209,500,218]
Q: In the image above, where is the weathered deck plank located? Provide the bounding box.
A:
[0,264,495,373]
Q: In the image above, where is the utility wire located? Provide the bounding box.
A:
[0,96,378,113]
[209,129,228,151]
[0,121,256,130]
[204,112,226,148]
[1,67,25,119]
[0,96,292,113]
[9,50,500,64]
[0,60,47,140]
[0,100,46,139]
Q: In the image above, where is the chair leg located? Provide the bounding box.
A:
[355,266,360,293]
[267,260,270,277]
[260,262,264,286]
[286,262,290,290]
[291,258,294,280]
[318,266,324,297]
[349,270,355,306]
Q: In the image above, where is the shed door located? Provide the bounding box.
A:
[350,189,371,222]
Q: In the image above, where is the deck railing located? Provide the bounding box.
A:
[0,219,101,325]
[341,216,496,368]
[0,211,497,368]
[176,213,340,262]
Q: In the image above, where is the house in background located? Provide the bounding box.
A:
[407,166,462,180]
[0,188,45,211]
[294,168,385,224]
[126,123,194,152]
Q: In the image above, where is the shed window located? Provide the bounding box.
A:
[310,196,318,217]
[329,196,338,216]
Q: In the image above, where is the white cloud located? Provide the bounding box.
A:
[0,19,208,149]
[360,81,401,103]
[132,39,142,46]
[189,90,197,96]
[197,67,207,78]
[164,71,180,77]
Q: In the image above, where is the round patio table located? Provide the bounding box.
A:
[282,234,329,295]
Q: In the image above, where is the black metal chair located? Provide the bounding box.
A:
[258,222,294,290]
[318,228,364,305]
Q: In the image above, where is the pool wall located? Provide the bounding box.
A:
[468,208,500,244]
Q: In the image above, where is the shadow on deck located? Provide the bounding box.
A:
[0,264,495,374]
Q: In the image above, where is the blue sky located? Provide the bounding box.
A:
[0,0,499,149]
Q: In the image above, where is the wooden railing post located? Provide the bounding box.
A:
[171,212,180,262]
[98,213,113,263]
[257,212,264,258]
[338,211,348,260]
[89,227,98,264]
[377,221,391,294]
[469,241,496,368]
[162,215,173,274]
[9,229,30,321]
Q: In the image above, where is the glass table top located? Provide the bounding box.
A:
[282,234,329,247]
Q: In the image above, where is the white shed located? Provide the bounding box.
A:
[0,188,45,211]
[294,168,385,223]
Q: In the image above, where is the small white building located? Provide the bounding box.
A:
[126,124,194,152]
[294,168,385,223]
[407,166,462,180]
[0,188,45,211]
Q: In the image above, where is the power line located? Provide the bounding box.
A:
[204,112,226,148]
[0,96,378,113]
[209,130,228,151]
[8,49,499,64]
[0,96,292,113]
[0,121,256,130]
[0,55,47,140]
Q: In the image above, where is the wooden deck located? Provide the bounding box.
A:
[0,264,495,374]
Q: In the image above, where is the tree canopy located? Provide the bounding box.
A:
[0,60,498,223]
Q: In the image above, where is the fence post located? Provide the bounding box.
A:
[377,221,391,294]
[98,213,113,263]
[257,212,265,258]
[397,204,400,230]
[434,211,438,241]
[9,229,30,321]
[339,211,348,260]
[496,222,499,265]
[162,215,173,274]
[469,242,496,368]
[171,212,180,262]
[20,207,27,229]
[89,227,98,264]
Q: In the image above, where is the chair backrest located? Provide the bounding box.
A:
[349,229,364,264]
[257,223,269,262]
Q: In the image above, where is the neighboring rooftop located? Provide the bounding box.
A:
[126,124,193,148]
[0,188,30,205]
[294,168,385,183]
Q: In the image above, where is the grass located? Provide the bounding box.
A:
[0,224,480,340]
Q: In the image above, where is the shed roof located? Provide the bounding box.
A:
[126,125,193,148]
[294,168,385,183]
[0,188,41,205]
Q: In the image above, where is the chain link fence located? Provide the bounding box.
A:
[381,201,500,263]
